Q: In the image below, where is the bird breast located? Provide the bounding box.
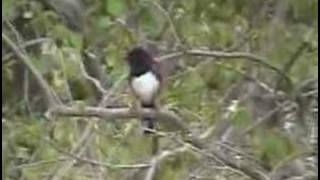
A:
[131,72,160,104]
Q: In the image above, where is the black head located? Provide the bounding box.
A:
[126,47,154,76]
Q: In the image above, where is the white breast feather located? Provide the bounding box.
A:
[131,72,160,103]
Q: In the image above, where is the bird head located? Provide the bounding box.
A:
[126,47,154,76]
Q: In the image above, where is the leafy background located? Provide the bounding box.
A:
[2,0,318,179]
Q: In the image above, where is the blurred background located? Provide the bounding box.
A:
[2,0,318,179]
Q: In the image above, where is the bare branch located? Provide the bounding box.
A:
[65,152,150,170]
[145,1,183,45]
[98,74,127,107]
[52,103,271,180]
[141,128,269,180]
[79,60,108,95]
[10,158,68,170]
[158,49,292,88]
[52,106,190,133]
[2,33,61,108]
[46,139,150,170]
[2,37,52,63]
[144,146,189,180]
[243,101,292,134]
[275,41,309,89]
[51,103,271,180]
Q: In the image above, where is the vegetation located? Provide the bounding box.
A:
[2,0,318,179]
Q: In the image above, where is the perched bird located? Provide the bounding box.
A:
[126,47,163,134]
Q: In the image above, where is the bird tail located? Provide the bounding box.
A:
[141,103,156,134]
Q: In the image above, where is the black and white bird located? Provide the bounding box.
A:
[126,47,163,134]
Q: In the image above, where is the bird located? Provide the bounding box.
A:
[125,47,163,134]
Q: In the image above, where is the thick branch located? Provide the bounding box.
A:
[52,106,190,132]
[52,104,270,180]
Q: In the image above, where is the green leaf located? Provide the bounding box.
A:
[2,0,11,17]
[97,16,111,29]
[67,33,82,49]
[230,104,251,127]
[251,130,296,166]
[106,0,125,15]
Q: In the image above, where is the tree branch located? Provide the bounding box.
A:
[2,37,52,64]
[51,106,191,133]
[51,104,271,180]
[141,128,269,180]
[2,33,61,108]
[158,49,292,88]
[275,41,309,89]
[144,145,189,180]
[46,138,150,170]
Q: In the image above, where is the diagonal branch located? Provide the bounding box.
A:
[79,59,108,95]
[2,37,52,64]
[242,101,292,134]
[2,33,61,108]
[142,129,269,180]
[275,41,309,89]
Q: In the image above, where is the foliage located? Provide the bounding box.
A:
[2,0,318,179]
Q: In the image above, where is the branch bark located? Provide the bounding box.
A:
[52,106,190,133]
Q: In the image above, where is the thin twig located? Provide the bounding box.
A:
[79,60,108,95]
[2,37,52,63]
[10,158,68,170]
[98,74,127,107]
[275,42,309,89]
[3,19,24,45]
[46,139,150,170]
[47,121,96,180]
[215,141,266,167]
[144,146,189,180]
[145,1,183,45]
[142,128,269,180]
[243,101,292,134]
[271,149,316,174]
